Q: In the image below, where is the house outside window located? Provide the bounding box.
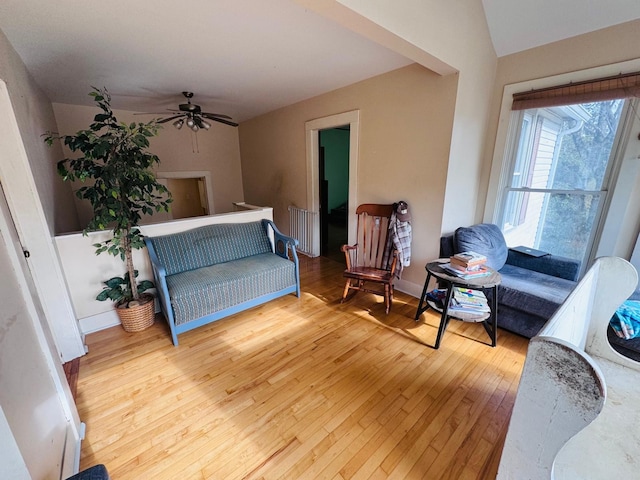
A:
[497,98,629,267]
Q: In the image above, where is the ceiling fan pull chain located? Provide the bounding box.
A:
[191,130,199,154]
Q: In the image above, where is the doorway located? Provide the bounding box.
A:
[165,177,209,219]
[305,110,360,258]
[319,126,349,263]
[156,170,215,219]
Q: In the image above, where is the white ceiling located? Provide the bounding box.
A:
[1,0,639,123]
[482,0,640,57]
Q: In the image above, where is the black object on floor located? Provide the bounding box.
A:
[65,464,110,480]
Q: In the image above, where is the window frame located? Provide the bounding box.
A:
[485,62,640,277]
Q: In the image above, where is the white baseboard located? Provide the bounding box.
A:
[394,278,423,299]
[79,299,162,335]
[78,310,121,335]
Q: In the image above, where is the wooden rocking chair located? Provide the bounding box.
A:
[341,204,397,314]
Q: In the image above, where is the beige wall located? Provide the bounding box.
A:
[481,20,640,261]
[52,102,245,231]
[239,63,457,289]
[0,29,79,234]
[320,0,498,232]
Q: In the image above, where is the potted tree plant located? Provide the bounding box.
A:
[45,87,172,332]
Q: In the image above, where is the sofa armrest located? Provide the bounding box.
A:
[262,219,299,259]
[263,219,300,297]
[143,237,176,342]
[506,249,581,281]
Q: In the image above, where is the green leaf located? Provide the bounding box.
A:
[96,290,110,301]
[107,289,124,301]
[105,276,125,288]
[137,280,154,293]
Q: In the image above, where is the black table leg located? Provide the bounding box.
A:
[491,285,498,346]
[481,285,498,347]
[415,272,433,321]
[434,283,454,349]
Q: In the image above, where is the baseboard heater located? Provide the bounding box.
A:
[288,205,318,257]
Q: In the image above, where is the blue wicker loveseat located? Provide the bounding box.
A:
[144,220,300,345]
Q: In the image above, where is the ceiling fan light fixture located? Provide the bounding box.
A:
[143,92,237,132]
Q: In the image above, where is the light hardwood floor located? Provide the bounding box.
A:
[77,256,528,479]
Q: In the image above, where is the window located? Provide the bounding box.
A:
[497,98,630,266]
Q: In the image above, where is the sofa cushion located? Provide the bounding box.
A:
[498,264,576,319]
[506,249,581,282]
[166,253,296,325]
[454,223,508,270]
[149,221,272,275]
[497,304,550,339]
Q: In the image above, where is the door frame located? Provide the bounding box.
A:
[0,80,85,361]
[0,180,82,477]
[305,110,360,257]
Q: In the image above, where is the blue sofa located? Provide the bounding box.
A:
[440,224,581,338]
[145,220,300,345]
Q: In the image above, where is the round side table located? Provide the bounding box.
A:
[415,259,501,349]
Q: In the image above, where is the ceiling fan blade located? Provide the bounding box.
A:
[201,112,233,120]
[133,108,184,115]
[207,116,239,127]
[157,114,185,124]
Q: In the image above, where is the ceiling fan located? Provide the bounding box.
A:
[137,91,238,131]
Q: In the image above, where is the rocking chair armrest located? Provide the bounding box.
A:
[388,249,398,275]
[341,243,357,252]
[341,243,358,271]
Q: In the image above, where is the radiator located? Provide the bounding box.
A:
[288,205,318,257]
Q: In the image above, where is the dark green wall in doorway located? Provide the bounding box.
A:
[319,127,349,213]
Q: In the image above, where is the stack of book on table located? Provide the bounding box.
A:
[448,287,490,316]
[441,251,491,279]
[426,287,491,319]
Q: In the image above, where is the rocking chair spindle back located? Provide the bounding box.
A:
[341,204,397,313]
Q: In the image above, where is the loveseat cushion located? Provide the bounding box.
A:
[166,253,296,325]
[498,264,576,319]
[454,223,508,270]
[149,221,272,275]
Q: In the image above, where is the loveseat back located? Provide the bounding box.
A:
[147,221,272,275]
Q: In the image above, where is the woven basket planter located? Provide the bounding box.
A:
[116,293,155,332]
